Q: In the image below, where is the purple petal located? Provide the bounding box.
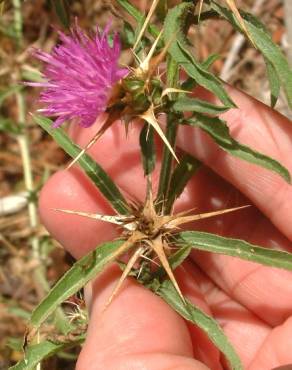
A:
[30,21,125,128]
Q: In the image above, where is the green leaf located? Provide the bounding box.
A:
[50,0,70,29]
[265,58,280,108]
[0,85,23,107]
[175,231,292,271]
[184,115,291,183]
[158,280,243,370]
[157,56,180,211]
[121,21,136,48]
[201,53,221,70]
[165,153,201,213]
[173,96,230,115]
[168,246,191,270]
[154,246,192,281]
[9,336,85,370]
[30,240,124,330]
[0,117,20,134]
[34,115,129,214]
[139,124,156,175]
[116,0,159,38]
[163,3,235,108]
[210,1,292,108]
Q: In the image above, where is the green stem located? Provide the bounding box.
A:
[12,0,22,46]
[157,57,179,212]
[12,2,70,366]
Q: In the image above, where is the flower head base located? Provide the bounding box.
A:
[30,23,128,128]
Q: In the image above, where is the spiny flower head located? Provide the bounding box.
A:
[29,23,128,128]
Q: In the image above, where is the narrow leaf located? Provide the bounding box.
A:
[184,115,291,183]
[157,57,179,210]
[265,59,280,108]
[165,153,201,213]
[51,0,70,29]
[224,0,255,46]
[116,0,159,38]
[139,124,156,175]
[34,115,129,214]
[168,246,191,270]
[158,280,243,370]
[210,1,292,108]
[9,336,84,370]
[30,240,124,330]
[175,231,292,270]
[201,53,221,70]
[163,3,235,108]
[0,85,23,107]
[173,96,230,115]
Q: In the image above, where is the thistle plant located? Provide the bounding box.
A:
[11,1,292,370]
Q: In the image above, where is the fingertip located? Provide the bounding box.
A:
[77,265,197,370]
[39,168,118,258]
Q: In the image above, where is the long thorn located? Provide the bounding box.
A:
[197,0,204,23]
[140,106,179,163]
[104,246,146,310]
[139,29,163,73]
[133,0,160,51]
[53,208,136,230]
[151,236,185,302]
[67,114,116,170]
[166,205,250,228]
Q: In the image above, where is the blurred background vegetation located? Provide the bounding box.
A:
[0,0,291,369]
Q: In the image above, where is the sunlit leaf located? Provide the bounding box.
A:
[163,3,235,108]
[210,1,292,108]
[175,231,292,270]
[30,240,124,330]
[173,96,230,115]
[158,280,243,370]
[34,115,129,214]
[116,0,159,38]
[265,59,280,108]
[201,53,221,69]
[224,0,255,46]
[9,335,85,370]
[183,114,291,183]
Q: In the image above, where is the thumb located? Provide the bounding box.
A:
[76,265,209,370]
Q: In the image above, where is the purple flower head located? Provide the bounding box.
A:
[29,23,128,128]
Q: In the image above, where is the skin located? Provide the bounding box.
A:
[39,86,292,370]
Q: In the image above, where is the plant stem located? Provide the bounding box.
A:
[157,57,179,212]
[12,3,43,369]
[12,0,22,47]
[16,95,40,260]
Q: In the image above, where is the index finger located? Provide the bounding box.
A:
[176,86,292,242]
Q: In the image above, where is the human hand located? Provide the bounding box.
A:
[39,86,292,370]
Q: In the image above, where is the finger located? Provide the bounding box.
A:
[39,122,157,259]
[39,167,118,258]
[248,317,292,370]
[76,265,209,370]
[176,85,292,242]
[183,167,292,326]
[41,90,292,325]
[40,122,292,326]
[175,265,223,370]
[183,260,270,368]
